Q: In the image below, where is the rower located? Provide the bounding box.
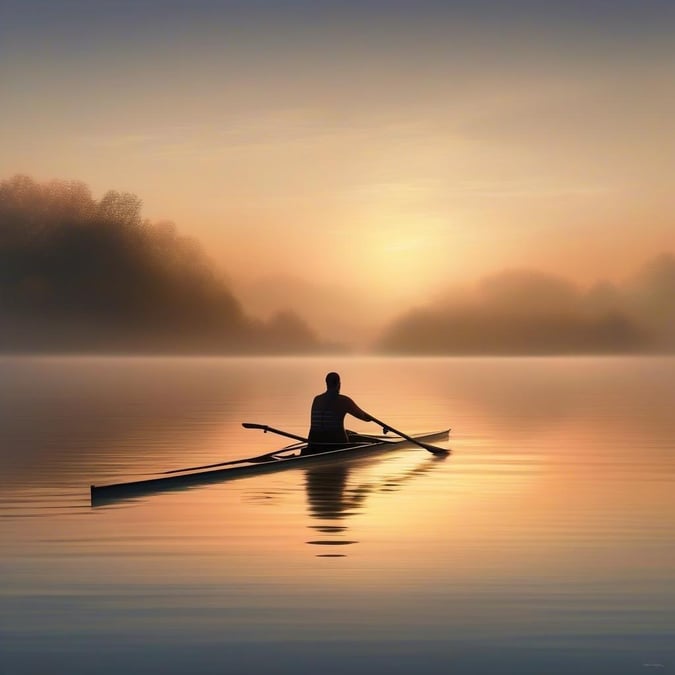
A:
[305,372,374,454]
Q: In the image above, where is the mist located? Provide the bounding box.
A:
[377,257,675,355]
[3,174,674,356]
[234,276,391,347]
[0,175,323,354]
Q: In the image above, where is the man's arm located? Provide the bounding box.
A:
[342,396,372,422]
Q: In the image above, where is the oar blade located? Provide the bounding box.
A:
[369,415,450,456]
[419,442,451,456]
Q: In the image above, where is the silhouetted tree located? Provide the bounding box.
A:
[375,264,675,355]
[0,175,323,353]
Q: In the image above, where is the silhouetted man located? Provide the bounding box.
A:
[306,372,373,453]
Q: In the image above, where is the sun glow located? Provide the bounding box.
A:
[349,217,452,301]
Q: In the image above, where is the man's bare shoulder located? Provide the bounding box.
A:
[337,394,358,408]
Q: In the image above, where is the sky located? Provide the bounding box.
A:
[2,0,674,341]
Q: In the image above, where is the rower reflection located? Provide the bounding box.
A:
[306,464,367,522]
[304,454,447,557]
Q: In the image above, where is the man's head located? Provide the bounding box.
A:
[325,371,341,392]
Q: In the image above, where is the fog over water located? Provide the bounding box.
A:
[378,257,675,354]
[1,175,674,354]
[0,176,322,353]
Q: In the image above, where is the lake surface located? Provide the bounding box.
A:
[1,356,674,674]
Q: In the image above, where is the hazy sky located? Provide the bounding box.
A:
[2,1,674,316]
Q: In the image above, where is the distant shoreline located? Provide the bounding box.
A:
[1,350,673,358]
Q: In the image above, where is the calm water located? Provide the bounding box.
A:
[1,356,674,674]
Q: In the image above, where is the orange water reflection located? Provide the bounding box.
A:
[1,356,674,672]
[303,453,449,556]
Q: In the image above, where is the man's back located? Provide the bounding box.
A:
[307,374,372,451]
[310,391,356,441]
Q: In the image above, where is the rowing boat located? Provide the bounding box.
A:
[90,428,450,506]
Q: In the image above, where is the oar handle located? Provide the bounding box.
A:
[242,422,268,432]
[368,416,449,455]
[242,423,308,443]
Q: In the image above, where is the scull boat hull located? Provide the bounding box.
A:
[90,429,450,506]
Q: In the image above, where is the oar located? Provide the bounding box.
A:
[241,422,308,443]
[160,425,308,475]
[246,420,448,455]
[369,416,450,455]
[159,446,300,475]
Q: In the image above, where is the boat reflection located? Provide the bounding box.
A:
[304,454,448,557]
